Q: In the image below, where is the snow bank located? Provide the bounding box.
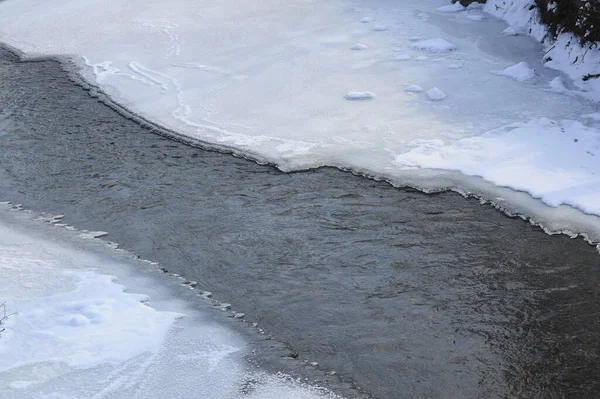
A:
[484,0,600,98]
[0,208,340,399]
[395,118,600,215]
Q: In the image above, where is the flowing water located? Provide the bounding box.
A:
[1,45,600,399]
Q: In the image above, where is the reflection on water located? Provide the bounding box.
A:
[1,45,599,399]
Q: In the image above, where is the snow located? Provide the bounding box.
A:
[549,76,567,92]
[411,38,457,53]
[484,0,600,98]
[350,43,368,51]
[501,26,525,36]
[344,91,376,101]
[0,0,599,242]
[0,207,340,399]
[583,113,600,122]
[1,271,179,371]
[492,62,535,82]
[426,87,447,101]
[395,118,600,215]
[405,85,424,93]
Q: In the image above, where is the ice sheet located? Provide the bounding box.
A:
[0,208,340,399]
[0,0,598,241]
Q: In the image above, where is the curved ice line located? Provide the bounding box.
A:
[128,62,170,92]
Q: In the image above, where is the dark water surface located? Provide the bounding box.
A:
[1,45,600,399]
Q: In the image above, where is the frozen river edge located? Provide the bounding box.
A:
[3,41,598,252]
[0,0,599,248]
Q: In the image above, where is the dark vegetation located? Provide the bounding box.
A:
[452,1,600,47]
[452,0,486,6]
[0,302,16,335]
[536,0,600,46]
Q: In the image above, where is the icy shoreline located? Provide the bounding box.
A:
[0,202,343,399]
[3,39,599,251]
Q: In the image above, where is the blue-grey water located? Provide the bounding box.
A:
[1,45,600,399]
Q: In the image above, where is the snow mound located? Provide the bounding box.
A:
[411,38,457,53]
[492,62,535,82]
[394,54,411,61]
[549,76,567,92]
[582,113,600,121]
[350,43,368,51]
[427,87,447,101]
[501,26,525,36]
[395,118,600,215]
[405,85,424,93]
[344,91,376,101]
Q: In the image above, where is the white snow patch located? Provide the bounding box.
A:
[394,54,412,61]
[492,62,535,82]
[485,0,600,100]
[405,85,424,93]
[549,76,567,92]
[501,26,525,36]
[344,91,376,101]
[395,118,600,215]
[582,113,600,121]
[350,43,368,51]
[359,17,373,23]
[411,38,457,53]
[1,271,180,371]
[427,87,447,101]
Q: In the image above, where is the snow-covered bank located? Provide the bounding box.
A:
[484,0,600,97]
[0,0,598,242]
[0,204,340,399]
[395,118,599,215]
